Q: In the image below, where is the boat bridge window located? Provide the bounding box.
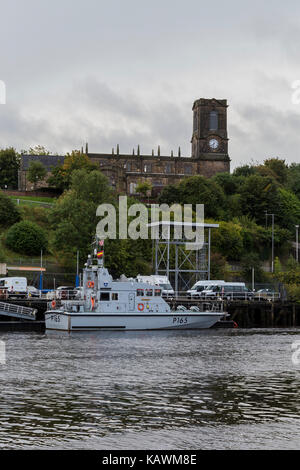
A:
[100,292,110,301]
[137,289,144,296]
[112,293,118,300]
[154,289,161,296]
[146,289,153,296]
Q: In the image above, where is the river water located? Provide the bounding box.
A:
[0,328,300,450]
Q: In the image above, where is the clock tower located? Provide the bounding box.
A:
[191,98,230,177]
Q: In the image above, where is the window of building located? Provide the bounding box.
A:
[129,182,137,194]
[165,163,172,174]
[112,293,118,300]
[193,112,198,131]
[184,164,192,175]
[100,292,110,301]
[209,111,218,130]
[144,163,152,173]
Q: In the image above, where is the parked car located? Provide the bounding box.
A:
[254,289,279,301]
[186,280,225,299]
[201,282,254,300]
[27,286,40,298]
[56,286,77,300]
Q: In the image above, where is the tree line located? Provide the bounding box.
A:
[0,149,299,299]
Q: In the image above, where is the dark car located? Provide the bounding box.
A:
[222,285,254,300]
[254,289,279,301]
[205,285,254,301]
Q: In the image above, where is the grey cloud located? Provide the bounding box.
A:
[0,80,193,156]
[0,1,300,169]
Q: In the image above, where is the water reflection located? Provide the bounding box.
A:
[0,329,300,449]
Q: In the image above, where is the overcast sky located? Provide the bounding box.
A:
[0,0,300,169]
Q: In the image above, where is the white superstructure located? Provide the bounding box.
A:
[137,275,174,297]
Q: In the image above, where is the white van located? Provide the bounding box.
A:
[0,277,27,298]
[187,280,225,299]
[201,282,252,300]
[137,275,174,297]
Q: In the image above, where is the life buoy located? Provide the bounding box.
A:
[87,281,95,289]
[233,321,238,329]
[91,297,95,310]
[137,303,144,312]
[51,300,56,309]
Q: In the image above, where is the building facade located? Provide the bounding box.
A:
[18,98,230,194]
[18,154,65,192]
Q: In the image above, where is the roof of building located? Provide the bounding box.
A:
[88,152,189,161]
[20,154,65,171]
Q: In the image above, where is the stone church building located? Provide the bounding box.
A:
[18,98,230,195]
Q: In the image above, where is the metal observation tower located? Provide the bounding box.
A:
[149,221,219,295]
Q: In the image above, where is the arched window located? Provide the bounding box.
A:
[209,111,218,130]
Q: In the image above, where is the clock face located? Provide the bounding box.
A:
[209,138,219,150]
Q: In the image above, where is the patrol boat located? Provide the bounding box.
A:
[45,239,226,332]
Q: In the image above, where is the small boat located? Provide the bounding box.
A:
[45,238,227,332]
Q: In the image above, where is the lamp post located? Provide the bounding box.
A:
[265,212,275,273]
[296,225,299,263]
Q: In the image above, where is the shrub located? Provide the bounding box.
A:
[6,221,47,255]
[0,192,21,227]
[211,221,244,260]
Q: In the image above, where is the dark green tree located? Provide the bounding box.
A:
[6,221,47,255]
[239,175,279,224]
[0,192,21,227]
[0,148,19,189]
[158,184,181,205]
[233,164,257,178]
[276,188,300,230]
[27,161,47,190]
[179,176,225,218]
[212,172,244,196]
[263,157,288,185]
[287,163,300,199]
[240,251,266,283]
[47,150,97,191]
[49,169,114,263]
[27,145,51,155]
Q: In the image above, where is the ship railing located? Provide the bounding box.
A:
[0,301,36,320]
[202,302,224,312]
[47,300,86,312]
[178,290,281,302]
[64,300,86,312]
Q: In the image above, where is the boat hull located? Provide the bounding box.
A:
[45,310,225,331]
